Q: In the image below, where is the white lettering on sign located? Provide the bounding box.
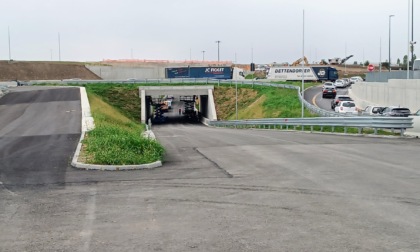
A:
[205,68,225,73]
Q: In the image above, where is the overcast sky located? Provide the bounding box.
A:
[0,0,418,64]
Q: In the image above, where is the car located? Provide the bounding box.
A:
[322,86,337,98]
[334,101,357,114]
[350,76,363,84]
[342,78,350,87]
[322,82,334,90]
[380,106,411,117]
[331,95,353,109]
[361,105,385,115]
[334,79,346,88]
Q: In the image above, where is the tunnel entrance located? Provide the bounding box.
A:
[139,86,217,125]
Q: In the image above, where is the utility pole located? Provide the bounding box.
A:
[215,40,221,62]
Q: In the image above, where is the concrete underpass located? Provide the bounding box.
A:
[139,86,217,124]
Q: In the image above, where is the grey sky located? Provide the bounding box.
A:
[1,0,418,64]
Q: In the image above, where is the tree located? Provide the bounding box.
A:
[397,58,401,65]
[364,60,370,66]
[403,55,408,66]
[353,61,358,65]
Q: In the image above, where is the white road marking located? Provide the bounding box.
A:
[0,181,17,196]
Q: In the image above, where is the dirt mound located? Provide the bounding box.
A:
[0,61,101,81]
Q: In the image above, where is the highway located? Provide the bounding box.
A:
[1,87,420,251]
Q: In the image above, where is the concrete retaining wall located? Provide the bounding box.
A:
[87,65,166,80]
[349,79,420,111]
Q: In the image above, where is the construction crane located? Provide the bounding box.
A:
[328,55,354,65]
[291,56,309,66]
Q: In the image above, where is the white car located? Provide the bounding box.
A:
[322,82,334,90]
[350,76,363,84]
[335,101,357,114]
[361,105,385,115]
[334,79,346,88]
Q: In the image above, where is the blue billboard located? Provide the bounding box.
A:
[166,67,232,79]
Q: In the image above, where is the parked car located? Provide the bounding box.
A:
[361,105,385,115]
[335,101,357,114]
[334,79,346,88]
[331,95,353,109]
[379,106,411,117]
[322,86,337,98]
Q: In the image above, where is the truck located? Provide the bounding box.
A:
[165,66,245,80]
[266,66,338,82]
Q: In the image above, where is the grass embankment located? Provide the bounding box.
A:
[214,83,316,120]
[82,92,164,165]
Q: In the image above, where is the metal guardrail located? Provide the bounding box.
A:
[209,117,413,136]
[29,78,414,136]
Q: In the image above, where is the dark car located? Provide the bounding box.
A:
[331,95,353,109]
[380,107,411,117]
[322,86,337,98]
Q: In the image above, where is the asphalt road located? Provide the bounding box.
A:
[1,89,420,251]
[305,84,351,111]
[0,87,82,186]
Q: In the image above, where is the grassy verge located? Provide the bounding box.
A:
[82,93,164,165]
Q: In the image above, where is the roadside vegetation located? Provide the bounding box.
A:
[38,81,398,165]
[82,92,164,165]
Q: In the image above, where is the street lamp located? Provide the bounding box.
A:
[389,15,395,72]
[215,40,221,62]
[201,50,205,61]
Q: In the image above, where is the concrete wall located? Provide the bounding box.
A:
[87,65,166,80]
[366,71,420,82]
[349,79,420,111]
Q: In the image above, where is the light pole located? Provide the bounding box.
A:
[389,15,395,72]
[58,32,61,61]
[8,26,11,61]
[235,79,238,120]
[201,50,205,61]
[301,10,305,118]
[215,40,221,62]
[411,0,414,70]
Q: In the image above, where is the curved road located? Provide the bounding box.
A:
[305,84,351,111]
[1,88,420,251]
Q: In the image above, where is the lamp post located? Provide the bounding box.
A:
[411,0,414,70]
[389,15,394,72]
[201,50,205,61]
[8,26,11,61]
[58,32,61,61]
[301,10,305,118]
[215,40,221,62]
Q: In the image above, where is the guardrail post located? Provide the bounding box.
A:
[310,126,313,133]
[320,126,323,132]
[332,126,335,132]
[358,128,362,134]
[374,128,378,135]
[400,128,404,137]
[344,127,347,134]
